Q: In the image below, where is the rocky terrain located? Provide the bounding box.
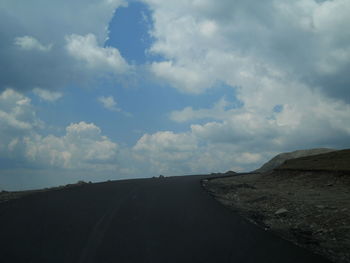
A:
[204,149,350,263]
[255,148,336,173]
[0,180,90,203]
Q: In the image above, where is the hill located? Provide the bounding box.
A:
[205,148,350,263]
[277,149,350,172]
[255,148,336,173]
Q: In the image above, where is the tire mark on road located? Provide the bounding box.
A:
[79,186,139,263]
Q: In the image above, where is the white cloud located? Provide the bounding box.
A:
[0,0,129,93]
[0,89,42,132]
[134,131,197,153]
[199,20,217,37]
[170,97,234,122]
[133,131,198,174]
[14,36,52,52]
[0,89,119,172]
[65,33,130,74]
[132,129,266,174]
[145,0,350,100]
[151,61,214,94]
[134,0,350,173]
[98,95,120,112]
[24,122,118,169]
[135,88,350,174]
[0,89,43,161]
[33,88,63,102]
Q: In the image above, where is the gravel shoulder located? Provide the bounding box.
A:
[203,171,350,263]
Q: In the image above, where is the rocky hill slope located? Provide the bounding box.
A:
[205,149,350,263]
[277,149,350,172]
[255,148,336,173]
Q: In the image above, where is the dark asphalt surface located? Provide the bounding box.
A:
[0,175,330,263]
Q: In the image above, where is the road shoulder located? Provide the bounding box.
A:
[203,172,350,263]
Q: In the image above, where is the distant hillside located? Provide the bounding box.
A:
[255,148,336,173]
[277,149,350,172]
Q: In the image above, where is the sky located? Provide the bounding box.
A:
[1,0,350,190]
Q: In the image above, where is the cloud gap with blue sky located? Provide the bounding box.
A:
[1,0,350,190]
[105,1,156,64]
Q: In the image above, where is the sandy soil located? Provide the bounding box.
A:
[204,171,350,263]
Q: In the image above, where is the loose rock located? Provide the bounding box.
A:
[275,208,288,215]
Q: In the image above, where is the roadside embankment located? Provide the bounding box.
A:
[203,170,350,263]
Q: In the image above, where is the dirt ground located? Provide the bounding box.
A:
[0,180,89,203]
[204,171,350,263]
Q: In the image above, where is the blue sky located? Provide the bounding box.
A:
[1,0,350,190]
[106,1,154,64]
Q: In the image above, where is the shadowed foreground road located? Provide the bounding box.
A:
[0,175,330,263]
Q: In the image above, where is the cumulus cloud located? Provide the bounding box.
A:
[0,89,118,172]
[98,95,120,112]
[0,89,42,162]
[0,0,129,94]
[130,0,350,173]
[170,97,235,122]
[134,131,197,153]
[14,36,52,52]
[145,0,350,100]
[133,131,198,174]
[33,88,63,102]
[132,130,266,174]
[0,89,42,132]
[151,61,215,94]
[66,34,130,74]
[24,122,118,169]
[134,88,350,174]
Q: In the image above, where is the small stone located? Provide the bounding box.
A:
[316,205,325,209]
[314,229,325,234]
[275,208,288,215]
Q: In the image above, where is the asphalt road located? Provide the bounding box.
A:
[0,175,330,263]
